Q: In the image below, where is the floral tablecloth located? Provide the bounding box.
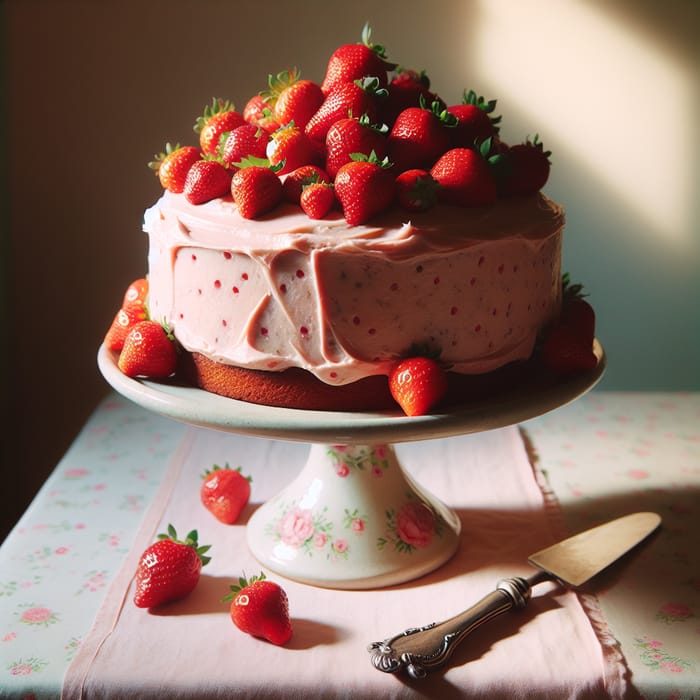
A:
[0,392,698,699]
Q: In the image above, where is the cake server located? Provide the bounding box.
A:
[368,511,660,678]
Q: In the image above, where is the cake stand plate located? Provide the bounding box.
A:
[98,342,605,589]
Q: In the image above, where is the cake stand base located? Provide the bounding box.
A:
[246,443,461,589]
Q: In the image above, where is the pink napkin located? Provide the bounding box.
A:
[63,425,626,699]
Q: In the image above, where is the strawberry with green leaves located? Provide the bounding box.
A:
[201,463,252,525]
[395,168,440,212]
[389,356,448,416]
[220,124,269,168]
[267,122,318,175]
[281,164,331,204]
[133,525,211,609]
[387,98,457,173]
[334,152,395,225]
[264,69,324,129]
[430,142,498,207]
[324,115,388,178]
[243,94,281,135]
[118,320,177,378]
[320,23,394,96]
[184,159,232,205]
[300,182,335,219]
[195,98,246,155]
[224,572,292,646]
[381,68,442,126]
[447,90,501,149]
[231,157,283,219]
[149,143,201,193]
[499,134,551,196]
[305,77,386,144]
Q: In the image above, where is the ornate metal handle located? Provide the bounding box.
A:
[368,574,547,678]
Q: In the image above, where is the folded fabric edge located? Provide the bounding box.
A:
[518,426,631,700]
[60,427,198,700]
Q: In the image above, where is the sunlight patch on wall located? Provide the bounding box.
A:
[472,0,693,245]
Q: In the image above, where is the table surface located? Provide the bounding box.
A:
[1,391,698,699]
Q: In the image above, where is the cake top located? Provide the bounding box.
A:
[149,23,555,227]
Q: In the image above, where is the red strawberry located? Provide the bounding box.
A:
[387,99,456,173]
[133,525,211,608]
[389,356,448,416]
[300,182,335,219]
[122,278,149,307]
[321,23,394,96]
[305,78,385,144]
[430,146,497,207]
[395,169,440,212]
[560,274,596,344]
[334,153,395,225]
[231,160,283,219]
[447,90,501,149]
[324,115,388,179]
[148,143,201,193]
[221,124,269,168]
[267,122,318,175]
[499,135,551,196]
[281,165,331,204]
[264,69,325,129]
[200,463,252,525]
[541,324,597,376]
[118,320,177,378]
[195,98,246,155]
[183,159,232,205]
[225,572,292,646]
[243,94,281,134]
[104,302,148,351]
[381,68,442,126]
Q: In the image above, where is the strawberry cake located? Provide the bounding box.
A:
[106,25,595,414]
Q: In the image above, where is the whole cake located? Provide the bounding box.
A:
[105,26,596,415]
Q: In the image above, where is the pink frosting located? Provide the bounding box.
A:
[145,192,564,385]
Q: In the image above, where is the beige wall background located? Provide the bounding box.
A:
[2,0,699,539]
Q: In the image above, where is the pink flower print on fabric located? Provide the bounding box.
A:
[279,508,315,548]
[635,636,691,673]
[397,501,435,549]
[657,602,694,623]
[8,657,47,675]
[63,468,90,479]
[19,606,59,627]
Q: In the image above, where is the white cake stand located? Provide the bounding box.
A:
[98,341,605,589]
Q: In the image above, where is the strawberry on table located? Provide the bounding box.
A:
[300,182,336,219]
[148,143,201,194]
[200,463,252,525]
[387,98,457,173]
[118,320,178,378]
[320,23,394,96]
[183,159,232,205]
[195,98,246,155]
[334,152,395,225]
[395,168,440,212]
[133,525,211,609]
[225,572,293,646]
[430,144,497,207]
[324,115,388,179]
[231,157,283,219]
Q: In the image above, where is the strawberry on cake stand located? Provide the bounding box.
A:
[97,339,604,589]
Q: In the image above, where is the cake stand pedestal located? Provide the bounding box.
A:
[98,341,605,589]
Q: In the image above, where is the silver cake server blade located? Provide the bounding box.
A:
[368,511,661,678]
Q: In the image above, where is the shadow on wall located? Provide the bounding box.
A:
[2,0,699,540]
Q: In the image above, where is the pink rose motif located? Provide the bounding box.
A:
[371,466,384,478]
[11,664,32,676]
[334,539,348,553]
[20,607,54,624]
[64,468,89,479]
[397,501,435,549]
[55,547,69,555]
[335,462,350,478]
[660,661,684,673]
[658,602,693,622]
[279,509,315,547]
[351,518,365,534]
[313,533,327,549]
